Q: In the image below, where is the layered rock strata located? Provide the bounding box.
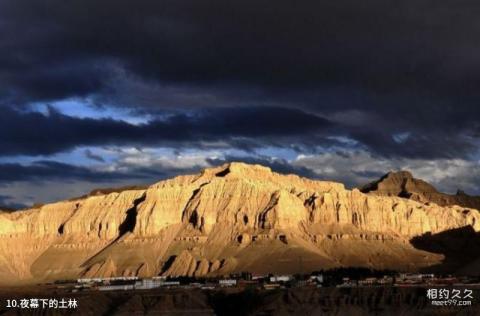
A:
[0,163,479,284]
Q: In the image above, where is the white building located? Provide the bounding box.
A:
[98,284,134,291]
[310,275,324,283]
[269,275,291,283]
[219,279,237,287]
[135,279,164,290]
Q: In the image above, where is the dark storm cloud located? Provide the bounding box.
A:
[0,195,28,210]
[0,161,147,183]
[1,0,480,160]
[2,0,480,97]
[0,102,475,160]
[0,106,332,156]
[345,128,477,160]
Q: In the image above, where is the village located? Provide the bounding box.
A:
[51,271,480,293]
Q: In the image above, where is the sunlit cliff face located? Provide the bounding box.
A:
[0,162,479,285]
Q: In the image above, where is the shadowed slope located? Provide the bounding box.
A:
[361,171,480,210]
[410,226,480,275]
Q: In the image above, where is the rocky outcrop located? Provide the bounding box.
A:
[0,162,479,284]
[361,171,480,210]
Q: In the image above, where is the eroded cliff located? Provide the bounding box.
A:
[0,162,479,284]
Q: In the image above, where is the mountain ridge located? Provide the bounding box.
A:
[361,170,480,210]
[0,162,479,285]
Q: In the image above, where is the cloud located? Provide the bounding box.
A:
[0,160,150,183]
[292,151,480,195]
[2,148,480,207]
[84,149,105,162]
[0,0,479,162]
[0,194,28,210]
[2,0,480,204]
[0,106,334,156]
[0,151,217,206]
[2,105,478,161]
[0,180,146,208]
[1,0,480,104]
[106,148,215,177]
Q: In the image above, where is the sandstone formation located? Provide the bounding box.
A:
[361,171,480,210]
[0,162,479,285]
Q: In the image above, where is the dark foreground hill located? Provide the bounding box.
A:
[0,286,478,316]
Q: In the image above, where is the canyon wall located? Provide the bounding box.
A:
[0,163,479,284]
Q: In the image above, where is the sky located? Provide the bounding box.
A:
[1,0,480,208]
